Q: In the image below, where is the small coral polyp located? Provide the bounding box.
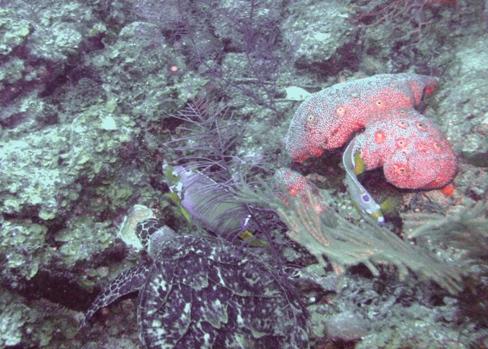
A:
[285,73,457,191]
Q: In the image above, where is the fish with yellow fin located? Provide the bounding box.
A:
[162,162,267,246]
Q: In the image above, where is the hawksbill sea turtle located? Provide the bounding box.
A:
[82,205,310,349]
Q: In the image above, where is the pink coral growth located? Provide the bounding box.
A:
[285,73,438,162]
[355,110,457,189]
[273,168,327,213]
[284,73,457,190]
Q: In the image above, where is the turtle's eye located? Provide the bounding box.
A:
[136,218,161,250]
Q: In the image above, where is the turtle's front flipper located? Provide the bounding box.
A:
[82,263,150,327]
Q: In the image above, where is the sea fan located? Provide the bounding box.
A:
[238,178,464,293]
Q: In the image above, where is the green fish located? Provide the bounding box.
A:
[162,162,254,240]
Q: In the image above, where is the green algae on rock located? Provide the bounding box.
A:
[0,220,48,283]
[54,217,114,269]
[0,8,31,56]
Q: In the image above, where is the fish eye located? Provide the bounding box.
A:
[361,194,370,202]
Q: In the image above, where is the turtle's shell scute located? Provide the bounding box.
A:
[138,235,309,349]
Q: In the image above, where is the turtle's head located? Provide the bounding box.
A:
[118,204,177,258]
[136,219,177,258]
[118,204,155,251]
[148,226,177,257]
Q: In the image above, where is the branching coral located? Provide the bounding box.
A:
[163,97,272,187]
[353,0,456,34]
[163,97,244,183]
